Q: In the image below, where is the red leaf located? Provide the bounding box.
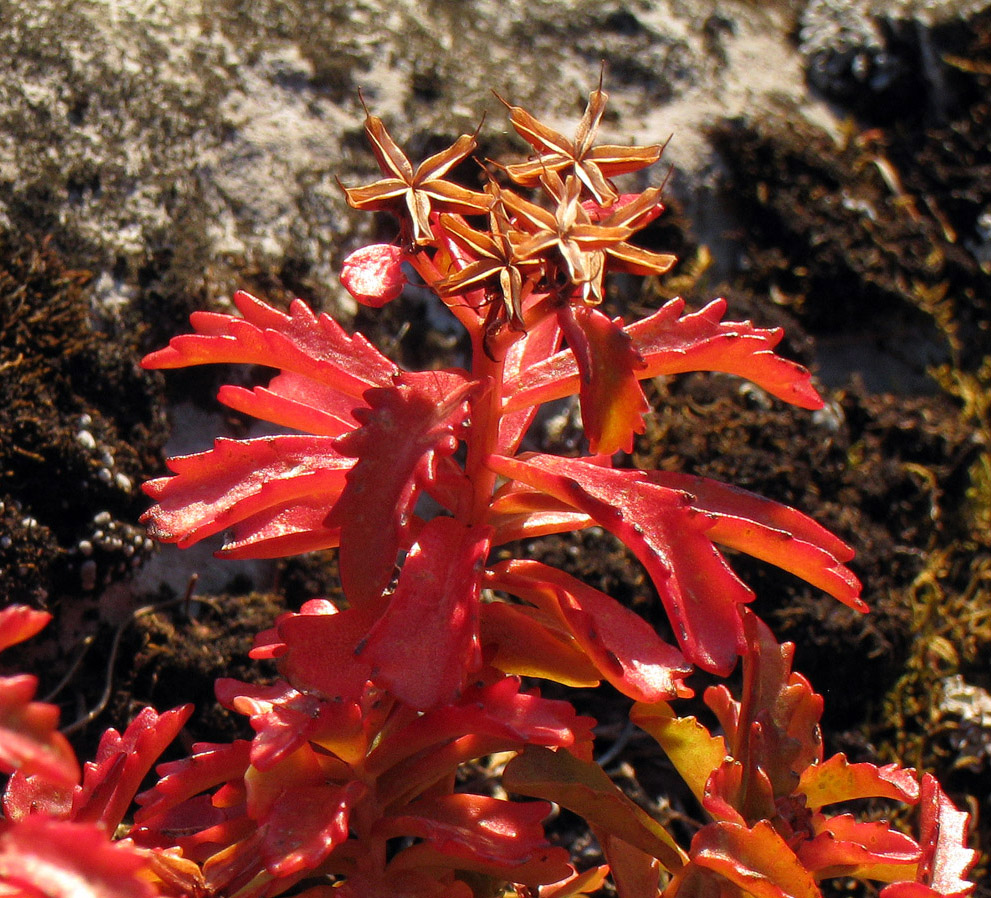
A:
[362,517,490,709]
[340,243,408,307]
[0,605,51,654]
[0,608,79,792]
[0,816,157,898]
[0,673,79,789]
[540,865,610,898]
[218,499,342,559]
[329,370,481,604]
[486,559,693,701]
[504,297,823,413]
[599,832,661,898]
[487,454,751,674]
[217,371,368,438]
[252,770,363,878]
[142,290,397,400]
[629,298,822,408]
[387,840,573,890]
[714,611,824,803]
[630,701,727,806]
[703,758,774,826]
[879,775,977,898]
[915,775,977,895]
[378,793,570,881]
[2,768,74,822]
[488,480,593,544]
[215,678,365,770]
[72,705,193,835]
[798,815,920,880]
[798,754,920,809]
[478,601,602,688]
[557,304,649,455]
[498,308,564,455]
[502,746,686,873]
[332,869,474,898]
[133,741,253,831]
[276,597,386,703]
[648,471,864,610]
[142,435,350,554]
[367,674,595,780]
[687,820,820,898]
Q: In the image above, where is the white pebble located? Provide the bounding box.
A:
[76,430,97,450]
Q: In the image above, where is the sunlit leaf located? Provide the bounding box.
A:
[503,746,686,873]
[504,298,823,414]
[0,605,51,654]
[630,701,726,805]
[688,820,820,898]
[215,678,366,770]
[142,435,350,553]
[330,370,481,604]
[367,673,595,782]
[487,559,693,701]
[798,815,920,881]
[133,741,253,831]
[488,481,593,544]
[879,775,977,898]
[799,754,920,809]
[276,596,388,704]
[380,794,573,885]
[0,674,79,790]
[479,601,602,688]
[217,372,367,438]
[540,865,610,898]
[498,308,563,454]
[487,454,751,674]
[362,517,490,709]
[0,817,157,898]
[71,705,194,835]
[142,290,398,398]
[647,471,863,610]
[557,303,649,455]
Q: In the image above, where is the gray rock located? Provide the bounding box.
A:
[0,0,830,318]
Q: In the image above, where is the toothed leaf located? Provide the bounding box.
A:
[142,435,350,553]
[487,559,692,701]
[505,297,822,413]
[362,517,490,709]
[329,370,481,604]
[487,454,751,674]
[503,746,686,873]
[557,304,649,455]
[142,290,398,398]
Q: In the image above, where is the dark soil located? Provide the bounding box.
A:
[0,238,168,608]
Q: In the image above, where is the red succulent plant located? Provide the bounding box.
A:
[1,83,976,898]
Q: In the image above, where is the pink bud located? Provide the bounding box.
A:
[340,243,407,307]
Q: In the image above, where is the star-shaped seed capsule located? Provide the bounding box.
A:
[343,113,491,244]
